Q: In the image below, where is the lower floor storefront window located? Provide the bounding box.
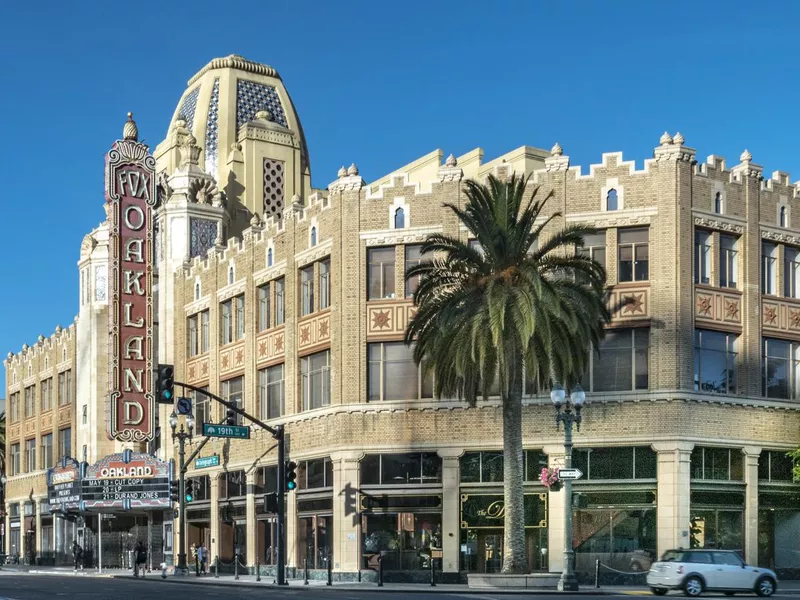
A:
[758,490,800,571]
[362,512,442,571]
[8,524,20,557]
[690,490,744,554]
[299,515,332,569]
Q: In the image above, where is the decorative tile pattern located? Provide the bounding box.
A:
[762,298,800,334]
[608,286,650,321]
[236,80,287,129]
[256,326,286,366]
[694,287,742,327]
[94,265,106,302]
[263,158,286,216]
[219,340,245,378]
[190,218,218,258]
[367,300,416,339]
[204,78,220,176]
[58,406,72,425]
[186,355,209,385]
[178,86,201,133]
[298,312,331,353]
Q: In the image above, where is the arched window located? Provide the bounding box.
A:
[606,189,619,211]
[228,266,234,285]
[780,206,788,228]
[267,248,273,267]
[310,227,317,247]
[195,283,201,300]
[394,207,405,229]
[714,192,722,214]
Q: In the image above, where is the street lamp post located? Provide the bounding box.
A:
[0,474,6,554]
[550,383,585,592]
[169,411,195,577]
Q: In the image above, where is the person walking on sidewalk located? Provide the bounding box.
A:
[133,541,147,577]
[72,541,83,572]
[197,542,208,575]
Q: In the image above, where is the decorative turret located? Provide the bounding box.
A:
[123,112,139,141]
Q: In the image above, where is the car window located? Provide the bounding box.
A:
[712,552,743,566]
[687,551,713,564]
[660,550,684,562]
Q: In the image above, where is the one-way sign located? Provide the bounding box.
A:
[558,468,583,480]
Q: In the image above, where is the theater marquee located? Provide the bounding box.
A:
[106,113,156,442]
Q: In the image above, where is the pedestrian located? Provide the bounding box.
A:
[72,541,83,572]
[197,542,208,575]
[133,540,147,577]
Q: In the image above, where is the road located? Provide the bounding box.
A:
[0,573,797,600]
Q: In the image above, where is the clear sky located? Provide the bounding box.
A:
[1,0,799,393]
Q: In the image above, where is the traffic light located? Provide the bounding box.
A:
[226,408,236,425]
[285,461,298,491]
[264,492,278,513]
[169,479,179,502]
[156,364,175,404]
[185,479,195,503]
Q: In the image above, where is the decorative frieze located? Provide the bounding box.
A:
[24,419,36,436]
[298,311,331,353]
[58,406,72,425]
[693,216,745,235]
[566,208,656,229]
[694,287,742,327]
[762,297,800,335]
[219,340,246,378]
[360,226,443,248]
[367,300,416,339]
[186,354,210,385]
[761,228,800,246]
[256,326,286,366]
[608,286,650,321]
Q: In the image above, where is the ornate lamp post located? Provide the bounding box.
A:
[0,473,6,554]
[169,411,195,576]
[550,383,585,592]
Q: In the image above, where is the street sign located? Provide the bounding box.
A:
[557,468,584,481]
[195,454,220,469]
[203,423,251,439]
[176,397,192,415]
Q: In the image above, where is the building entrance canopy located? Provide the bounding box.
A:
[47,451,173,513]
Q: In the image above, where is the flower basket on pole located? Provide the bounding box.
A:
[540,467,562,492]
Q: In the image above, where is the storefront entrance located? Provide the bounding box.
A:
[459,528,548,573]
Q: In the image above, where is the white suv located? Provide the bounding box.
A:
[647,549,778,597]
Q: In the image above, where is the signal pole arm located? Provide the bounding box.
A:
[181,416,226,474]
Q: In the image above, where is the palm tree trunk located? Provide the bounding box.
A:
[501,357,527,574]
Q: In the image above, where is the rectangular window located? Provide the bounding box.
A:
[41,433,53,469]
[41,378,53,412]
[694,329,737,394]
[758,450,796,482]
[192,386,210,427]
[762,242,777,295]
[360,453,442,485]
[301,265,315,316]
[25,438,36,473]
[571,446,657,480]
[258,283,271,331]
[58,370,73,406]
[275,278,285,325]
[59,427,71,460]
[578,231,607,278]
[582,328,649,392]
[618,228,649,282]
[368,342,433,401]
[405,245,427,298]
[319,259,331,310]
[259,364,284,420]
[301,350,331,410]
[221,376,244,425]
[691,447,743,481]
[221,299,233,345]
[187,314,199,357]
[235,295,245,340]
[695,230,711,285]
[10,443,20,476]
[10,392,19,421]
[200,310,210,353]
[763,337,800,400]
[720,235,739,289]
[82,404,87,425]
[24,386,34,418]
[368,247,396,300]
[785,246,800,299]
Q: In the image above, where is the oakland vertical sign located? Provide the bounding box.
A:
[106,113,156,442]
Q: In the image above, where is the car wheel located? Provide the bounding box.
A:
[651,587,668,596]
[755,576,776,598]
[684,576,704,597]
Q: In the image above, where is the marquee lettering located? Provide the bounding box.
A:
[124,336,144,360]
[123,368,144,393]
[123,303,143,327]
[124,270,145,295]
[125,239,144,263]
[117,170,151,200]
[123,400,145,425]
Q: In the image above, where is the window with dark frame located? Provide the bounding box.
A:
[694,329,737,395]
[581,328,649,392]
[368,247,396,300]
[618,227,649,282]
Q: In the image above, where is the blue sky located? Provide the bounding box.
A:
[1,0,799,393]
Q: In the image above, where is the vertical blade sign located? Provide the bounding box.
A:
[106,114,156,442]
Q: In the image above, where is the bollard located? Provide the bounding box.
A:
[595,559,600,589]
[378,554,384,587]
[430,557,436,587]
[196,555,200,577]
[235,553,240,580]
[160,562,167,579]
[304,559,309,585]
[257,558,261,582]
[214,556,219,579]
[327,556,332,587]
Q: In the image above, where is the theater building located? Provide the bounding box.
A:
[4,55,800,579]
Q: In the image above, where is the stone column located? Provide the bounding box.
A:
[4,505,9,554]
[209,475,220,564]
[743,446,761,566]
[653,441,694,556]
[246,483,256,567]
[35,502,42,558]
[286,486,298,569]
[331,451,361,575]
[439,449,462,573]
[544,444,565,573]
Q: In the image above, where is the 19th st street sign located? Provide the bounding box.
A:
[203,423,251,439]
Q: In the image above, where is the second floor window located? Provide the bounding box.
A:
[259,364,284,420]
[368,342,433,401]
[694,230,711,285]
[10,443,20,476]
[41,378,53,412]
[785,247,800,299]
[26,438,36,472]
[618,228,649,282]
[221,376,244,425]
[405,245,428,298]
[694,329,737,394]
[581,327,649,392]
[368,247,396,300]
[41,433,53,469]
[59,427,71,460]
[187,314,199,357]
[301,265,314,316]
[320,259,331,310]
[24,386,34,418]
[275,278,285,325]
[763,337,800,401]
[720,235,738,289]
[301,350,330,411]
[762,243,777,295]
[10,392,19,421]
[58,370,72,406]
[577,231,607,272]
[191,386,210,427]
[220,296,245,344]
[258,283,271,331]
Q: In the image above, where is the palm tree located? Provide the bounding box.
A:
[405,174,611,574]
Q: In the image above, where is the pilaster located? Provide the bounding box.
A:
[331,450,361,573]
[34,503,42,555]
[210,475,220,563]
[439,448,462,573]
[246,484,256,567]
[743,446,761,565]
[653,441,694,556]
[544,444,565,573]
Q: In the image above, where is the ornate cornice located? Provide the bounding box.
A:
[761,228,800,245]
[360,226,443,247]
[694,216,745,235]
[566,208,657,229]
[295,239,333,268]
[187,55,279,86]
